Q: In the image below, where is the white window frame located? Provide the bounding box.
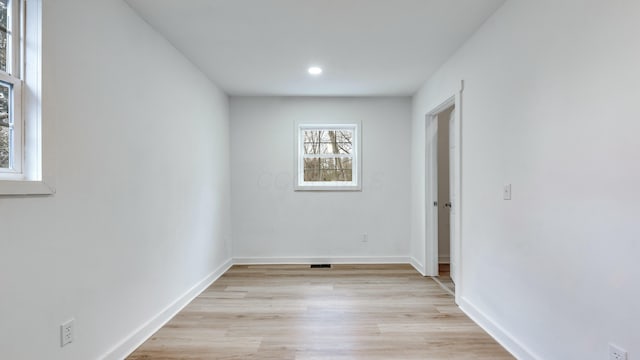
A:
[294,121,362,191]
[0,0,51,195]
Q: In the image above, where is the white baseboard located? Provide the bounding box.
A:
[459,296,540,360]
[101,258,233,360]
[409,257,426,276]
[438,256,450,264]
[232,256,411,265]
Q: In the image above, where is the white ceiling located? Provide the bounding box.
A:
[125,0,506,96]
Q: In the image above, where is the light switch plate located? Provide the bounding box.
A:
[503,184,512,200]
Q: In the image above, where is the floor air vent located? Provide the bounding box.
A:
[310,264,331,269]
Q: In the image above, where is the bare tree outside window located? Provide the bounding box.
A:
[303,129,353,181]
[0,0,7,73]
[0,84,9,168]
[295,122,360,191]
[0,0,10,168]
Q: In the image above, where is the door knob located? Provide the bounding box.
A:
[444,202,452,208]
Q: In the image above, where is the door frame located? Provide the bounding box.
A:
[424,81,463,304]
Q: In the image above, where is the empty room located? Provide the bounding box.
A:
[0,0,638,359]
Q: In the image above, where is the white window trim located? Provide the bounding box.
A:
[0,0,53,195]
[294,120,362,191]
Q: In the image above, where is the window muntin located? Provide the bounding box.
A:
[295,123,361,191]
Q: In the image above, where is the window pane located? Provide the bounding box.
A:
[304,129,353,155]
[0,0,9,73]
[0,81,11,168]
[303,157,353,182]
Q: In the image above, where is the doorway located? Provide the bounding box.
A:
[436,106,455,295]
[424,86,463,304]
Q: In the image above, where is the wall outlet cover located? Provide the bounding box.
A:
[609,343,627,360]
[61,319,74,347]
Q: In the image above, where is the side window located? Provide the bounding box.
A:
[0,0,50,194]
[295,122,361,191]
[0,0,22,173]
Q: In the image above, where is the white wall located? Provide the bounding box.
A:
[230,97,411,262]
[0,1,231,359]
[412,0,640,359]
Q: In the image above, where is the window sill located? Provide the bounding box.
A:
[294,184,362,192]
[0,179,55,195]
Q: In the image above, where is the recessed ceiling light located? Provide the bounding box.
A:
[308,66,323,76]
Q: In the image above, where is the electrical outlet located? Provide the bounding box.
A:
[60,319,74,347]
[503,184,512,200]
[609,343,627,360]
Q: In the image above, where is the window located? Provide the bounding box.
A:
[0,0,22,173]
[0,0,50,194]
[295,122,361,191]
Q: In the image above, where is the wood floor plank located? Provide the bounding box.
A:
[128,265,513,359]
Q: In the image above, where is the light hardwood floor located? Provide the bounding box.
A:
[128,265,512,359]
[436,264,456,295]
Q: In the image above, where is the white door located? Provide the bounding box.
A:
[448,108,457,284]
